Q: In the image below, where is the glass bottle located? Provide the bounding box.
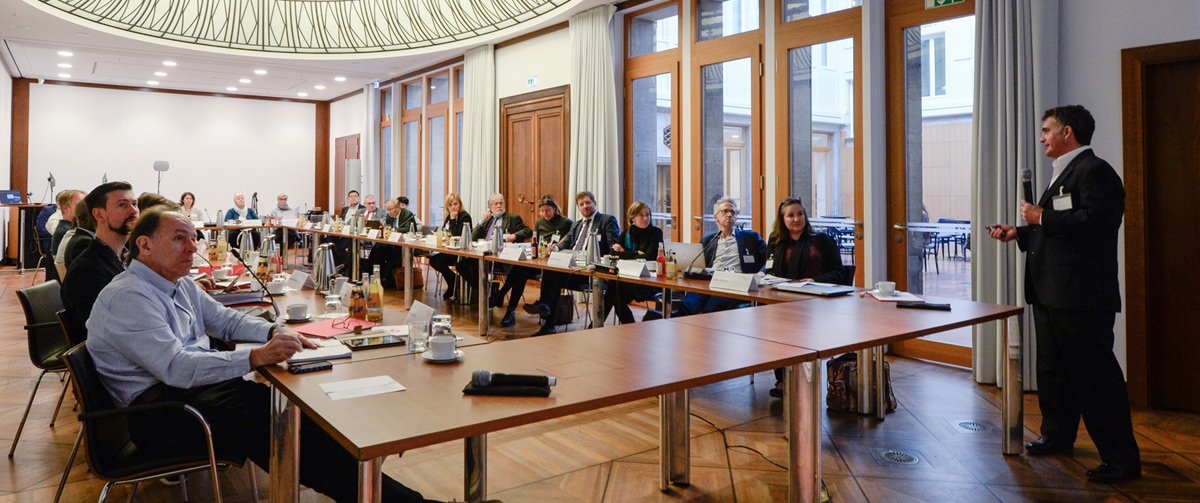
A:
[348,274,368,320]
[656,246,667,278]
[665,251,679,280]
[216,230,229,262]
[367,265,384,322]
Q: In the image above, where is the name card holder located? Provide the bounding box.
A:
[617,259,650,278]
[323,223,334,233]
[499,246,528,261]
[243,219,263,227]
[710,271,759,293]
[547,251,577,268]
[388,232,405,243]
[287,270,312,290]
[281,219,299,228]
[366,229,381,240]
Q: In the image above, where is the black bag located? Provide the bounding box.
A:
[826,352,897,414]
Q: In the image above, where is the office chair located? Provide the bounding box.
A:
[55,343,257,503]
[10,280,71,457]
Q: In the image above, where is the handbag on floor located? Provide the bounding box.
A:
[826,352,897,414]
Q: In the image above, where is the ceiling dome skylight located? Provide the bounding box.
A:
[26,0,576,58]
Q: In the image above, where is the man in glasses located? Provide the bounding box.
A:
[675,197,766,316]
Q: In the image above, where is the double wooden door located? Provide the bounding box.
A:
[500,86,569,223]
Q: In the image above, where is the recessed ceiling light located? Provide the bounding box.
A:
[239,78,251,84]
[254,69,267,75]
[226,86,238,92]
[57,50,73,57]
[147,80,160,85]
[163,60,177,67]
[314,84,325,90]
[154,71,167,77]
[334,76,346,82]
[57,73,71,79]
[297,92,308,97]
[57,63,72,69]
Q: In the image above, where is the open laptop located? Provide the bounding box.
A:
[664,242,705,272]
[0,190,22,204]
[773,281,856,297]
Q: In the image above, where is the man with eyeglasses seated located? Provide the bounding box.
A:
[458,193,531,304]
[269,192,301,248]
[368,197,422,289]
[523,191,620,336]
[672,197,767,317]
[491,195,573,327]
[87,208,432,502]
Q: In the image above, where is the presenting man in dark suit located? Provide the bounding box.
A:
[524,191,620,336]
[988,105,1139,482]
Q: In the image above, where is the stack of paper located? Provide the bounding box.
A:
[320,376,406,400]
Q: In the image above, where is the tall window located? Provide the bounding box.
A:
[380,88,394,200]
[696,0,759,41]
[921,34,947,97]
[387,63,464,226]
[625,3,680,240]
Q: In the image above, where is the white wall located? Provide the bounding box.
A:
[329,90,366,205]
[1057,0,1200,371]
[27,84,315,218]
[0,72,11,258]
[495,28,572,100]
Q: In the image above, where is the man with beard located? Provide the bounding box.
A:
[61,181,140,340]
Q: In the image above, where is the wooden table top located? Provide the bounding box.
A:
[259,318,816,460]
[668,294,1023,357]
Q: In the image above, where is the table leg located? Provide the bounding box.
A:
[658,390,690,490]
[465,434,487,502]
[478,259,489,337]
[1002,316,1023,455]
[358,458,382,503]
[269,386,300,503]
[787,361,821,503]
[661,287,672,319]
[351,238,361,278]
[856,348,875,416]
[590,275,603,328]
[281,229,289,266]
[874,346,886,420]
[402,247,413,309]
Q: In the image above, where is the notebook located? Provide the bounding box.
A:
[773,281,856,297]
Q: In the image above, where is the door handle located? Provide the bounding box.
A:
[892,223,906,231]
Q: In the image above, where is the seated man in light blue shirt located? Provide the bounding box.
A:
[88,208,430,502]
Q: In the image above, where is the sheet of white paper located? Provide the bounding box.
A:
[320,376,406,400]
[404,301,436,325]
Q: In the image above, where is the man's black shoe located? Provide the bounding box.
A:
[768,386,784,399]
[500,311,516,327]
[1025,438,1073,456]
[489,294,505,309]
[523,302,551,318]
[531,324,556,337]
[442,288,456,301]
[1086,462,1141,483]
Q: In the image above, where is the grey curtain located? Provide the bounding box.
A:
[567,5,621,218]
[461,44,498,218]
[971,0,1056,388]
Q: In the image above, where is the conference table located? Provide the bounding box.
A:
[231,222,1025,502]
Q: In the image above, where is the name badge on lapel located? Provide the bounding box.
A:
[1052,188,1073,211]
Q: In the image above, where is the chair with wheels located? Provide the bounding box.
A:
[10,280,71,458]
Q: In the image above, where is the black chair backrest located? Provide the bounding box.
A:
[62,343,133,476]
[16,281,69,369]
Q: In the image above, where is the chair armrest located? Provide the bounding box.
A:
[80,401,222,480]
[25,321,60,331]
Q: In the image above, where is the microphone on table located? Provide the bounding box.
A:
[229,248,280,320]
[1021,169,1035,204]
[471,370,557,387]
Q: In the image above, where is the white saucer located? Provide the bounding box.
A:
[421,350,463,363]
[280,313,313,323]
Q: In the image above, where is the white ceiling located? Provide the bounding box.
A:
[0,0,609,101]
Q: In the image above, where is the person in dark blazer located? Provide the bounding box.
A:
[330,190,365,270]
[386,196,421,233]
[765,195,848,398]
[493,195,573,327]
[677,197,767,316]
[524,191,621,336]
[429,193,473,301]
[457,193,532,302]
[61,181,139,343]
[988,105,1138,483]
[337,190,365,220]
[599,201,662,325]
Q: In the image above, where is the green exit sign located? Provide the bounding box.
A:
[926,0,965,8]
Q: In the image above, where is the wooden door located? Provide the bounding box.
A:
[1124,39,1200,412]
[334,134,360,212]
[500,86,569,223]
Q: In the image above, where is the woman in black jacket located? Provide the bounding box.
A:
[429,193,472,301]
[766,197,849,397]
[600,201,663,325]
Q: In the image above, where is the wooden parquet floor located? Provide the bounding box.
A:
[2,264,1199,502]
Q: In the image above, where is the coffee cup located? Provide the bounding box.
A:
[428,334,457,360]
[213,267,229,280]
[267,280,286,295]
[286,303,308,320]
[875,281,897,296]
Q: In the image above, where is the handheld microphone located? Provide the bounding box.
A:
[471,370,557,387]
[228,248,280,320]
[1021,169,1035,204]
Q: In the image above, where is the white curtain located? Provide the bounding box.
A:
[460,45,497,219]
[360,83,378,202]
[567,5,621,218]
[971,0,1057,388]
